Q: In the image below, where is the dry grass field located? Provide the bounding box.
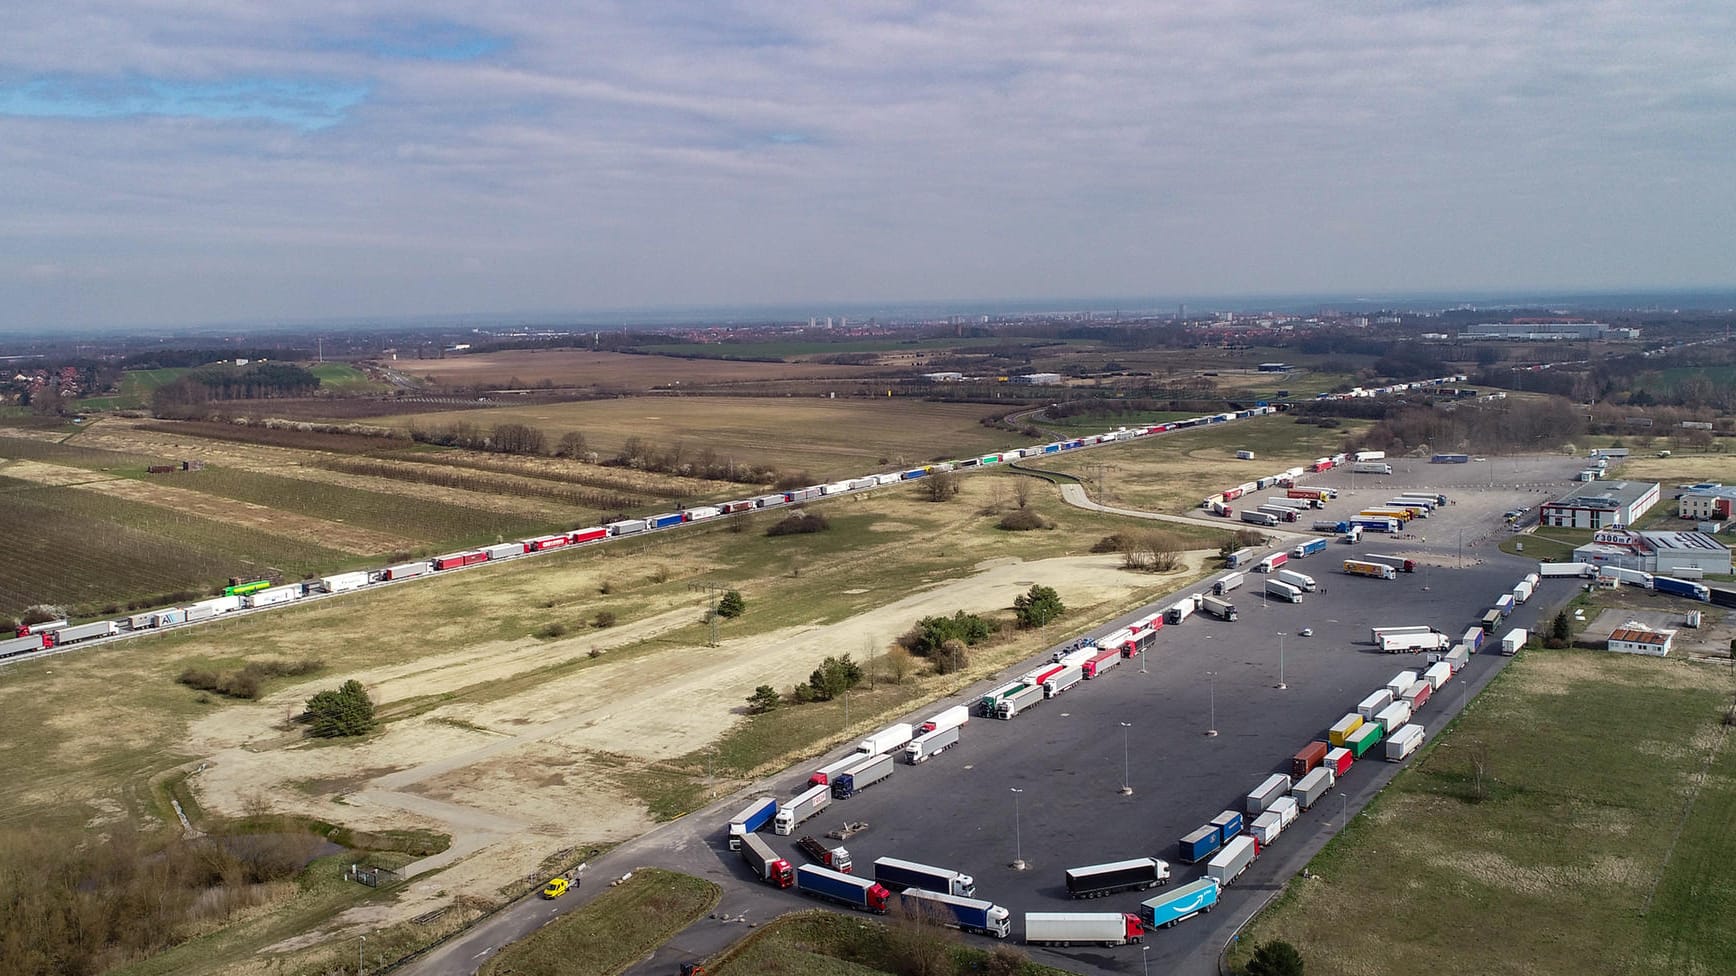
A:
[401,349,887,389]
[378,396,1042,479]
[1,468,1225,975]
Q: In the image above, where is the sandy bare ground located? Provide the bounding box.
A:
[180,550,1196,936]
[0,459,412,554]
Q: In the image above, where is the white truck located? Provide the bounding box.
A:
[1378,631,1450,654]
[858,723,914,756]
[1386,723,1425,761]
[1023,912,1144,947]
[1245,774,1291,815]
[1357,689,1393,720]
[905,726,961,763]
[775,785,832,834]
[1042,666,1084,698]
[1165,598,1196,625]
[1205,836,1258,886]
[317,571,370,594]
[1276,569,1317,593]
[1265,579,1303,603]
[1214,572,1246,595]
[1201,596,1238,621]
[920,705,969,735]
[1501,627,1528,655]
[1352,461,1393,475]
[1538,562,1597,578]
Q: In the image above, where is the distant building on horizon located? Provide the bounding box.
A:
[1461,321,1638,341]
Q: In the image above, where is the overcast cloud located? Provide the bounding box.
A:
[1,1,1732,329]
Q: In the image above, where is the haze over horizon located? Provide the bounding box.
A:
[4,2,1733,332]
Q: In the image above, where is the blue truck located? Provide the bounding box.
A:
[726,796,778,850]
[1655,576,1712,602]
[1209,810,1244,845]
[1139,878,1221,928]
[1291,538,1330,558]
[1431,453,1471,463]
[897,889,1011,938]
[649,512,684,529]
[796,864,890,913]
[1177,825,1222,864]
[1312,520,1352,534]
[901,468,928,480]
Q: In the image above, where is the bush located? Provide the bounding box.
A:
[1013,585,1065,628]
[534,622,569,639]
[922,470,961,501]
[996,508,1052,531]
[766,511,830,536]
[1245,939,1305,976]
[304,679,376,738]
[716,590,747,619]
[805,654,864,701]
[900,611,995,657]
[177,659,322,700]
[593,610,618,628]
[746,685,781,714]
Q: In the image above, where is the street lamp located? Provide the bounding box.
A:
[1205,671,1218,737]
[1339,792,1348,831]
[1142,944,1150,976]
[1119,723,1133,795]
[1277,632,1287,690]
[1010,788,1026,870]
[358,935,366,976]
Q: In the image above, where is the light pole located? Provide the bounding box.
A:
[1010,788,1026,870]
[1205,671,1218,736]
[1119,723,1133,795]
[1142,944,1150,976]
[358,935,366,976]
[1277,632,1287,690]
[1339,792,1348,831]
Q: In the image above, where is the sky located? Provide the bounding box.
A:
[2,1,1734,330]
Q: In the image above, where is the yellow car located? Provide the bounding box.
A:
[541,877,571,899]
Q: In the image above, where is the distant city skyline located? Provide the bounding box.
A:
[3,2,1733,331]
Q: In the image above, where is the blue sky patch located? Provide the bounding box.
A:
[319,19,510,62]
[0,75,369,130]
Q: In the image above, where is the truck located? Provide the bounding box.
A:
[1600,566,1654,588]
[1656,576,1712,602]
[1385,670,1420,697]
[1246,774,1292,815]
[1209,810,1244,844]
[1177,825,1222,864]
[1291,538,1330,558]
[873,857,975,897]
[1539,561,1597,578]
[797,835,852,873]
[739,833,795,887]
[1402,680,1432,709]
[1225,547,1258,569]
[905,726,961,763]
[1256,552,1289,572]
[898,889,1011,938]
[245,584,302,609]
[1025,912,1144,947]
[1501,627,1528,655]
[1313,520,1352,534]
[1372,700,1413,734]
[1480,608,1504,633]
[1367,555,1417,573]
[1082,647,1122,678]
[1214,572,1246,595]
[0,634,48,658]
[384,561,427,580]
[727,796,779,849]
[1344,560,1398,580]
[1325,746,1354,777]
[995,683,1045,719]
[1371,624,1432,643]
[921,705,969,734]
[1165,598,1196,625]
[859,723,914,756]
[1042,665,1084,698]
[1379,631,1450,654]
[1277,568,1317,592]
[1385,499,1431,517]
[1352,461,1393,475]
[1461,626,1486,653]
[809,755,863,787]
[1343,525,1365,544]
[317,571,371,594]
[1495,594,1516,617]
[1291,741,1329,778]
[775,785,832,834]
[1350,517,1399,534]
[1431,453,1470,463]
[1291,766,1336,810]
[1265,579,1303,603]
[1201,596,1238,621]
[1241,511,1279,527]
[1443,644,1470,672]
[796,864,889,913]
[1423,662,1452,690]
[1206,836,1259,887]
[832,754,895,798]
[1386,723,1425,761]
[1353,450,1387,462]
[50,620,119,644]
[978,681,1025,717]
[1328,713,1364,747]
[1235,450,1255,460]
[1064,857,1171,898]
[1346,720,1384,758]
[1357,688,1393,720]
[1269,795,1300,829]
[1139,878,1220,929]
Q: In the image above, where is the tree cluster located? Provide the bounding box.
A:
[303,679,377,738]
[178,658,321,701]
[922,470,961,502]
[801,654,864,701]
[899,611,995,658]
[1013,584,1065,628]
[608,435,783,484]
[150,364,320,415]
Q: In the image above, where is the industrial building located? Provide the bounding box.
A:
[1460,321,1638,341]
[1678,485,1736,521]
[1606,622,1675,657]
[1571,529,1732,577]
[1540,481,1660,530]
[1010,373,1064,385]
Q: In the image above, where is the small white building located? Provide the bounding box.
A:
[1541,481,1660,530]
[921,371,964,382]
[1607,621,1674,657]
[1011,373,1064,385]
[1679,486,1736,521]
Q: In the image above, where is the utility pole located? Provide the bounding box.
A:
[1119,723,1133,795]
[1205,671,1218,737]
[1010,788,1026,869]
[1277,632,1287,690]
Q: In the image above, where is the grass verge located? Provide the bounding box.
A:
[1225,648,1736,976]
[709,910,1073,976]
[481,868,720,976]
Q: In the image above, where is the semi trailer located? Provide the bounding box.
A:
[1139,878,1220,929]
[898,889,1011,938]
[1344,560,1398,580]
[1201,596,1238,621]
[1206,836,1259,887]
[1265,579,1303,603]
[797,835,852,873]
[873,857,976,897]
[1245,774,1291,815]
[739,833,795,887]
[775,785,832,834]
[1023,913,1144,947]
[832,754,895,798]
[905,726,961,763]
[796,864,889,913]
[727,796,779,849]
[1064,857,1171,898]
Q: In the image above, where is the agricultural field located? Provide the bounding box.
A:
[0,467,1225,975]
[629,335,1017,360]
[1229,648,1736,976]
[377,397,1044,479]
[399,348,889,389]
[307,361,390,392]
[1023,413,1372,513]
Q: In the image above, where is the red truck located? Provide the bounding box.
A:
[1291,741,1329,778]
[571,527,608,544]
[740,834,794,888]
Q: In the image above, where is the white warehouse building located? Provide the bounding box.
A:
[1572,529,1732,577]
[1540,481,1660,530]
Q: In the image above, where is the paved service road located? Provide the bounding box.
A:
[399,463,1578,976]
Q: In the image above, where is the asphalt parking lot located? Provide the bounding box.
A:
[729,470,1584,974]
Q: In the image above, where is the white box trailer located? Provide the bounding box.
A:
[1385,670,1419,698]
[1423,662,1452,690]
[905,726,961,763]
[1245,774,1292,815]
[1214,572,1245,595]
[921,705,969,734]
[1023,912,1143,947]
[1501,628,1528,655]
[1165,598,1196,625]
[1250,812,1283,846]
[859,723,914,756]
[1268,796,1299,828]
[1386,723,1425,761]
[1373,700,1413,734]
[1443,645,1470,672]
[52,620,119,643]
[1357,689,1394,720]
[1265,579,1303,603]
[1043,666,1084,698]
[1539,562,1596,578]
[774,785,832,834]
[1276,569,1317,592]
[1205,836,1258,887]
[1513,579,1535,604]
[245,584,303,609]
[318,571,371,593]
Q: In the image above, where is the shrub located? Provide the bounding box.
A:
[534,622,569,639]
[304,680,376,738]
[746,685,781,714]
[997,508,1052,531]
[766,511,830,536]
[593,610,618,628]
[805,655,864,701]
[716,590,746,619]
[900,611,995,657]
[1013,585,1066,628]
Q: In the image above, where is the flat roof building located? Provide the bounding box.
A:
[1461,322,1637,341]
[1571,528,1730,576]
[1679,485,1736,521]
[1011,373,1064,385]
[1541,481,1660,530]
[1607,621,1674,657]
